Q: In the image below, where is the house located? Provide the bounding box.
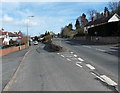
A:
[0,29,21,45]
[84,13,120,36]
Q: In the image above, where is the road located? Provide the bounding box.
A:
[60,39,118,83]
[2,41,118,92]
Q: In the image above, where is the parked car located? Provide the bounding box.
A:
[33,41,38,45]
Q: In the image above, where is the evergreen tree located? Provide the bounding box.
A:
[75,19,80,30]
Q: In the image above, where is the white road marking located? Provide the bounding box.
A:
[91,72,105,82]
[65,55,74,58]
[100,75,117,86]
[86,64,95,70]
[61,55,65,58]
[74,54,78,57]
[71,58,78,60]
[96,48,106,52]
[57,53,60,54]
[76,62,82,64]
[83,46,91,48]
[70,52,74,54]
[67,58,71,61]
[76,62,82,68]
[78,58,84,61]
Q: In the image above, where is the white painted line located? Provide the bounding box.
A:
[86,64,95,70]
[78,58,84,61]
[96,48,106,52]
[74,54,78,57]
[70,52,74,54]
[61,55,65,58]
[67,58,71,61]
[65,55,74,58]
[76,62,82,64]
[83,46,91,48]
[100,75,117,86]
[91,72,105,82]
[57,53,60,54]
[76,63,82,68]
[71,58,78,60]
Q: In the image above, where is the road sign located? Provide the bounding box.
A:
[18,31,22,39]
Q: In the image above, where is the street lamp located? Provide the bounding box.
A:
[27,16,34,47]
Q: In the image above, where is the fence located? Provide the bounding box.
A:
[75,36,120,44]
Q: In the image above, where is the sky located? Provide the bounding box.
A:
[0,1,113,36]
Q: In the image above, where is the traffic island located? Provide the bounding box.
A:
[44,43,66,52]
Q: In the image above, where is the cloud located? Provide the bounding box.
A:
[1,0,114,2]
[1,14,14,22]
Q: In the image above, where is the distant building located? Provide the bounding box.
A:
[0,29,22,45]
[84,13,120,36]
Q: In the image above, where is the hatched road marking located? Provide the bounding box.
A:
[76,62,82,68]
[86,64,95,70]
[78,58,84,61]
[67,58,71,61]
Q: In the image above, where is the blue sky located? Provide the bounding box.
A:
[1,2,110,36]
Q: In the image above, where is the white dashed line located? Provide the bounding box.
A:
[65,55,74,58]
[76,61,82,64]
[71,58,78,60]
[83,46,91,48]
[57,53,60,54]
[74,54,78,57]
[70,52,74,54]
[96,48,106,52]
[67,58,71,61]
[91,72,105,82]
[78,58,84,61]
[61,55,65,58]
[100,75,117,86]
[86,64,95,70]
[76,62,82,68]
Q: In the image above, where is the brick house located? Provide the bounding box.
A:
[84,13,120,36]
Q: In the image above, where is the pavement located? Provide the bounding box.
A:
[1,48,28,92]
[2,42,118,92]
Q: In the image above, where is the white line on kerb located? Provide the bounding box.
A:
[76,63,82,68]
[67,58,71,61]
[86,64,95,70]
[61,55,65,58]
[78,58,84,61]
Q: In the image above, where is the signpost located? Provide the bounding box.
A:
[17,31,22,50]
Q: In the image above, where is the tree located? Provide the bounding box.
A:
[80,13,88,27]
[68,23,73,30]
[88,10,97,20]
[104,7,110,16]
[108,1,120,15]
[75,19,80,30]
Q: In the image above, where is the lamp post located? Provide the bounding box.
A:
[27,16,34,47]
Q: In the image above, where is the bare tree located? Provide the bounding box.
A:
[88,10,97,20]
[108,1,120,15]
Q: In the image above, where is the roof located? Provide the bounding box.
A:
[85,13,120,27]
[0,29,20,37]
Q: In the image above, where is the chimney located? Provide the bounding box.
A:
[91,17,95,21]
[104,11,108,17]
